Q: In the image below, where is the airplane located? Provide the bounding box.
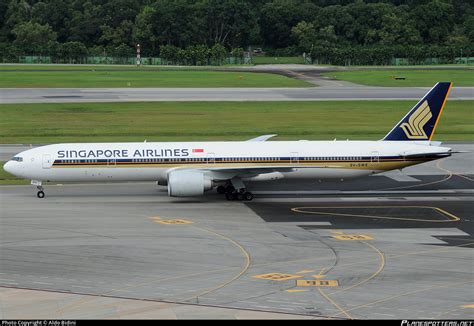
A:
[3,82,454,201]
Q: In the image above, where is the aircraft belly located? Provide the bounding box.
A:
[46,167,166,182]
[282,168,374,179]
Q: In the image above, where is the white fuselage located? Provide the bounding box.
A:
[4,140,451,184]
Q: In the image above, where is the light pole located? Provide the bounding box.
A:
[136,43,141,66]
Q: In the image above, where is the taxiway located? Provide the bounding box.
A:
[0,150,472,319]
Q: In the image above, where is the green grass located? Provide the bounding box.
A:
[322,69,474,87]
[0,69,310,88]
[0,101,472,144]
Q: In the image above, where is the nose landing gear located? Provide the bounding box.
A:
[31,180,45,198]
[37,186,45,198]
[36,186,44,198]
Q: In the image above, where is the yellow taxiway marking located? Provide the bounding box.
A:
[253,273,302,281]
[285,289,309,293]
[313,267,327,279]
[318,287,353,320]
[332,280,474,318]
[291,206,460,223]
[148,216,162,221]
[297,280,339,287]
[329,241,385,296]
[332,234,374,241]
[296,270,315,274]
[157,219,193,225]
[375,159,452,191]
[182,225,251,302]
[462,304,474,308]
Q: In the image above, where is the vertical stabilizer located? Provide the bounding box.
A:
[383,82,452,141]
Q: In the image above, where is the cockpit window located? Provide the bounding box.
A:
[11,156,23,162]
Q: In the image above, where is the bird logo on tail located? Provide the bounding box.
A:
[399,100,433,139]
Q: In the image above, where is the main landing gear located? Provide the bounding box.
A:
[217,179,254,201]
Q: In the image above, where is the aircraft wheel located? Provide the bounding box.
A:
[243,192,254,201]
[37,191,45,199]
[217,185,226,194]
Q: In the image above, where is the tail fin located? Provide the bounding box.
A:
[383,82,452,141]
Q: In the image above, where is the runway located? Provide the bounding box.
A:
[1,86,473,104]
[0,151,473,319]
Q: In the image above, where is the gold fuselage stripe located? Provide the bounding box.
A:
[52,158,433,171]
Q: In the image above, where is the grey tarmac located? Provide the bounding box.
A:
[0,150,473,319]
[1,86,473,104]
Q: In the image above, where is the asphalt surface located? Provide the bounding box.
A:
[1,86,473,103]
[1,63,472,318]
[0,150,473,319]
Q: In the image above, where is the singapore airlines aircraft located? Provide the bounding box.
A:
[4,82,453,201]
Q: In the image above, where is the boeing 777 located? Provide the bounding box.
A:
[3,82,454,201]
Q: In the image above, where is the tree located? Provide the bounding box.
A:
[191,44,210,65]
[194,0,258,47]
[5,0,31,32]
[12,21,57,54]
[99,20,134,47]
[31,0,70,42]
[260,0,317,48]
[231,47,245,63]
[65,1,103,45]
[148,0,195,47]
[112,43,134,58]
[160,44,179,64]
[291,21,315,53]
[58,41,88,63]
[0,0,472,64]
[210,43,227,65]
[133,5,159,56]
[411,0,455,44]
[463,15,474,43]
[0,43,21,62]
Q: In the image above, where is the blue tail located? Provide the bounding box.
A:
[383,82,452,141]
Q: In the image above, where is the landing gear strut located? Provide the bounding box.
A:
[222,178,254,201]
[32,180,45,198]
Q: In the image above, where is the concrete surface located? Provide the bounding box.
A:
[0,151,472,319]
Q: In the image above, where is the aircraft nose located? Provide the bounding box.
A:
[3,161,15,175]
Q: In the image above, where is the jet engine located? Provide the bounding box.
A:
[167,170,212,197]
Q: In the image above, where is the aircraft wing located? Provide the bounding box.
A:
[246,134,277,142]
[196,165,343,181]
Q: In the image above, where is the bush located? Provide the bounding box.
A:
[210,43,227,65]
[160,45,179,64]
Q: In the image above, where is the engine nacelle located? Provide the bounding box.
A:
[167,170,212,197]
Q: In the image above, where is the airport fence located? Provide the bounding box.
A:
[3,55,473,66]
[9,56,249,65]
